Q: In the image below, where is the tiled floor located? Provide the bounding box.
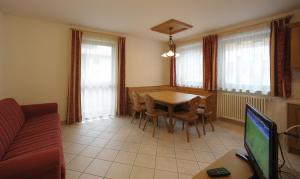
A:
[62,116,300,179]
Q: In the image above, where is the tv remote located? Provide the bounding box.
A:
[207,167,231,177]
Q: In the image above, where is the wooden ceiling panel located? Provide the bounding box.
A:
[151,19,193,35]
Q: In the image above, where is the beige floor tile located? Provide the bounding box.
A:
[197,162,210,170]
[121,142,140,153]
[90,138,109,147]
[105,141,123,150]
[178,173,193,179]
[154,169,178,179]
[194,151,215,163]
[80,146,102,158]
[64,153,76,164]
[76,136,96,145]
[106,162,133,179]
[134,154,156,168]
[157,146,175,158]
[96,149,118,161]
[85,159,112,177]
[63,118,297,179]
[175,149,196,161]
[155,156,178,172]
[139,144,157,155]
[67,156,93,172]
[142,136,158,145]
[176,159,200,175]
[66,169,82,179]
[64,143,87,154]
[130,166,155,179]
[98,132,114,139]
[79,173,103,179]
[115,151,137,165]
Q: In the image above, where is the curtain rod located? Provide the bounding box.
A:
[178,13,294,43]
[70,26,125,38]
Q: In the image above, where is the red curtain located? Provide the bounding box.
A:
[270,17,291,98]
[66,29,82,124]
[117,37,126,116]
[170,44,176,86]
[203,35,218,91]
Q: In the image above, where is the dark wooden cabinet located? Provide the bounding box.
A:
[287,102,300,154]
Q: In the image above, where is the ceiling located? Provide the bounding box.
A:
[1,0,300,41]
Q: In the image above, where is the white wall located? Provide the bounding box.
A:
[0,11,4,99]
[126,36,169,87]
[1,14,167,121]
[3,15,70,119]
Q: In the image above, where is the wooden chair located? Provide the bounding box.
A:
[197,96,215,135]
[172,96,201,142]
[143,95,168,137]
[131,91,146,128]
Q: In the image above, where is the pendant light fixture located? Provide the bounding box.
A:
[161,27,180,58]
[151,19,193,59]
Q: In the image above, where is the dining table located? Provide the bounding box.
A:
[140,90,206,133]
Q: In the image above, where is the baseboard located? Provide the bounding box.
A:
[218,117,244,126]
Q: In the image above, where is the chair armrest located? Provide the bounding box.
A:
[21,103,58,118]
[0,148,61,179]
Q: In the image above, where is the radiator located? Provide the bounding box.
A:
[217,92,267,122]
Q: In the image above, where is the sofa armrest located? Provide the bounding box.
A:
[21,103,58,118]
[0,148,61,179]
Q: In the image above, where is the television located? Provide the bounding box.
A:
[244,104,278,179]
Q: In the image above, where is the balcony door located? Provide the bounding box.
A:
[81,35,117,120]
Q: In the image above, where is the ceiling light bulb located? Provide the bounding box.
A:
[161,53,168,57]
[167,50,174,57]
[175,53,180,57]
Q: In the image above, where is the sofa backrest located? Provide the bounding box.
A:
[0,98,25,159]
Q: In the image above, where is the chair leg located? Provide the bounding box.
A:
[182,121,184,130]
[208,117,215,132]
[194,120,201,138]
[131,111,136,123]
[185,122,190,142]
[152,117,157,138]
[143,116,149,131]
[202,115,206,135]
[138,111,143,128]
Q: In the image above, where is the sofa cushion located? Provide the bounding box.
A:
[0,98,26,159]
[3,113,62,160]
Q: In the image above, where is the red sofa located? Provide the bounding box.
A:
[0,98,65,179]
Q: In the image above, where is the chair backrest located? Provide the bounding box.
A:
[132,91,141,111]
[203,95,213,113]
[144,95,155,115]
[187,96,201,117]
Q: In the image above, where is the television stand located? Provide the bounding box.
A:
[193,149,253,179]
[235,151,249,162]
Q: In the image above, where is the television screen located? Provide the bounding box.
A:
[244,104,277,179]
[245,107,270,178]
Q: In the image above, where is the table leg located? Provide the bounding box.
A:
[167,104,174,133]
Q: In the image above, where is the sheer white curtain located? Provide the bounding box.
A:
[176,43,203,88]
[81,34,117,119]
[218,26,271,94]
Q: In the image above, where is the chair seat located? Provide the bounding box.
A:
[173,111,198,121]
[133,104,146,112]
[146,108,168,117]
[197,107,205,114]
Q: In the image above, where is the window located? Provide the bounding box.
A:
[176,43,203,88]
[218,26,271,94]
[81,34,117,119]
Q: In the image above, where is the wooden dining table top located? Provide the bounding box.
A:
[141,90,205,105]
